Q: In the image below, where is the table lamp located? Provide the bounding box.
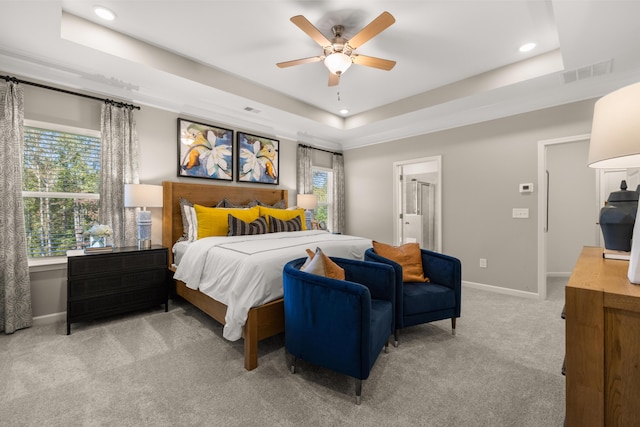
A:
[588,81,640,283]
[297,193,318,230]
[124,183,163,249]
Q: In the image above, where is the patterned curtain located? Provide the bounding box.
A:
[296,145,313,195]
[99,103,139,248]
[332,153,346,234]
[0,80,32,334]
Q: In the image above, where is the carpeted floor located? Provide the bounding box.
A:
[0,281,566,426]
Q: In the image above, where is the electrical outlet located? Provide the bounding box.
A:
[512,208,529,219]
[479,258,487,268]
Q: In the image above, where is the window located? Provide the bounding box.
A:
[312,167,333,230]
[22,121,101,257]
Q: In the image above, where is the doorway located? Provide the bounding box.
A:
[537,134,597,300]
[393,156,442,252]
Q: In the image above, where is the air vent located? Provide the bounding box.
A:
[244,106,261,114]
[563,59,613,84]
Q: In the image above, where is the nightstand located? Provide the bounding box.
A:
[66,245,169,334]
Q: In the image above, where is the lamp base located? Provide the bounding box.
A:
[138,239,151,250]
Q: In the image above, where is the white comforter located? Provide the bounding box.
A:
[173,230,372,341]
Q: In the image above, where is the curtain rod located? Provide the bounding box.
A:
[2,75,141,110]
[298,143,343,156]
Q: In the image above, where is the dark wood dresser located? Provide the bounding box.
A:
[67,245,169,334]
[565,246,640,426]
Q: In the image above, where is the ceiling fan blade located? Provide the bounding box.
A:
[352,54,396,71]
[328,72,340,87]
[348,11,395,49]
[276,56,324,68]
[290,15,331,47]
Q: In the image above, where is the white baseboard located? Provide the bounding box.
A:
[32,311,65,326]
[462,281,539,299]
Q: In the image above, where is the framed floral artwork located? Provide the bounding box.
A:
[237,132,279,185]
[177,118,233,181]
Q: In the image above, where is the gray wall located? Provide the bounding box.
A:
[344,99,597,293]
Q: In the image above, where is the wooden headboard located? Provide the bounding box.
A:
[162,181,288,266]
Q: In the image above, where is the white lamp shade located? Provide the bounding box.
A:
[297,194,318,210]
[324,52,352,75]
[588,81,640,169]
[124,184,163,208]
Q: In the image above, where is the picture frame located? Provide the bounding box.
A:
[236,132,279,185]
[177,118,233,181]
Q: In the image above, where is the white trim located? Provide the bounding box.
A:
[28,256,68,272]
[32,311,66,326]
[537,133,591,301]
[24,119,100,138]
[392,155,442,250]
[463,280,539,299]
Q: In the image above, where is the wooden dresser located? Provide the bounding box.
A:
[566,246,640,426]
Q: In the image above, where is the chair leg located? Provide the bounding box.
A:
[289,354,297,374]
[394,329,400,347]
[355,379,362,405]
[451,317,457,335]
[384,340,389,353]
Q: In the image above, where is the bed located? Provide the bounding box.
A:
[162,181,371,370]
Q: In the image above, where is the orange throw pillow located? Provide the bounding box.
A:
[372,241,429,283]
[301,247,345,280]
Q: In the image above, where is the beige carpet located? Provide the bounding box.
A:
[0,281,566,426]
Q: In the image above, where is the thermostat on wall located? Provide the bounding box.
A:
[519,183,534,193]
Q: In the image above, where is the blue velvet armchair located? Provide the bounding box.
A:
[364,247,461,346]
[282,257,395,404]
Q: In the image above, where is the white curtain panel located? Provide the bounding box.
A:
[332,153,346,234]
[296,145,313,195]
[99,103,139,248]
[0,81,32,334]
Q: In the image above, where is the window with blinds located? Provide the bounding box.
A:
[22,122,101,257]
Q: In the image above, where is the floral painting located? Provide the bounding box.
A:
[237,132,279,185]
[178,118,233,180]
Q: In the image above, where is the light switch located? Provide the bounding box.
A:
[512,208,529,219]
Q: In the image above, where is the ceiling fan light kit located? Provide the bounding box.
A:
[277,11,396,86]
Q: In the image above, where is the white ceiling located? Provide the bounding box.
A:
[1,1,640,150]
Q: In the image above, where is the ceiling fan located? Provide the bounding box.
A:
[276,11,396,86]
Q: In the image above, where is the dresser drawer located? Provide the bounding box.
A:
[69,287,167,322]
[69,268,167,299]
[68,250,167,277]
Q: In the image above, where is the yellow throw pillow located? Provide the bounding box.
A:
[195,205,259,238]
[301,247,345,280]
[259,206,307,230]
[372,241,429,283]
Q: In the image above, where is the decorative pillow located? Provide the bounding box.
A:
[268,215,302,233]
[228,215,268,236]
[256,199,286,209]
[372,241,429,283]
[195,205,260,238]
[216,198,258,208]
[300,248,316,270]
[259,206,306,230]
[301,247,345,280]
[177,198,195,242]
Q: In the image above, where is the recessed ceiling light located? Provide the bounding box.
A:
[519,42,536,53]
[339,109,349,115]
[94,6,116,21]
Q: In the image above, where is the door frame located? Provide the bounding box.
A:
[393,155,442,251]
[537,134,591,300]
